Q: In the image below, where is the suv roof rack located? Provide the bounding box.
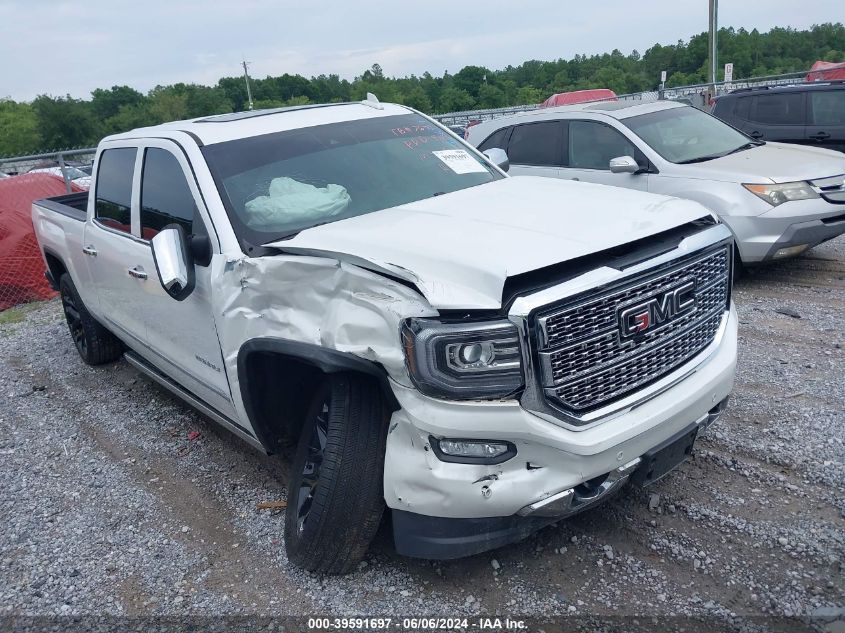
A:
[729,80,845,95]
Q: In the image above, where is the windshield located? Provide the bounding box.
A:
[622,106,755,164]
[202,113,502,248]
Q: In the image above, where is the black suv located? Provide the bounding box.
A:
[712,82,845,153]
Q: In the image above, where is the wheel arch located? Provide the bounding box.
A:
[43,249,68,291]
[237,338,400,454]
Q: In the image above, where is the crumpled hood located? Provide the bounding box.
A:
[268,177,712,310]
[689,142,845,184]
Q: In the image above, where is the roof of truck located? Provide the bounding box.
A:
[104,100,414,147]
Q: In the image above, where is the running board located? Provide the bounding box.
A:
[123,351,267,453]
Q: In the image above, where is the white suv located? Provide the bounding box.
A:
[467,101,845,267]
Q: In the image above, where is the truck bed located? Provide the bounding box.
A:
[33,192,88,222]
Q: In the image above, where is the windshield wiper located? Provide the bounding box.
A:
[723,141,762,156]
[676,154,723,164]
[677,141,762,164]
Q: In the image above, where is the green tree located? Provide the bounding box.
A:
[0,100,41,156]
[31,95,98,149]
[90,85,145,120]
[147,86,189,124]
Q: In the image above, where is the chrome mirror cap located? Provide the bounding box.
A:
[483,148,510,173]
[609,155,640,174]
[150,225,194,301]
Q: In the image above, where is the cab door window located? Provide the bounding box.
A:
[568,120,638,170]
[94,148,136,234]
[140,148,196,240]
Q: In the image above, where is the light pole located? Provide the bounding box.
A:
[242,60,254,111]
[708,0,719,91]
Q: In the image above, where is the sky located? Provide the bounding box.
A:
[0,0,840,102]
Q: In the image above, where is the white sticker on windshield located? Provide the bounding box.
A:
[432,149,488,174]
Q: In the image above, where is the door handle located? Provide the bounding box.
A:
[809,131,831,141]
[572,177,580,181]
[127,266,148,280]
[82,246,97,257]
[749,131,763,139]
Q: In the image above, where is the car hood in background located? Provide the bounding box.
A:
[267,177,711,309]
[685,142,845,184]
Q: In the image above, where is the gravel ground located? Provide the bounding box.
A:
[1,237,843,631]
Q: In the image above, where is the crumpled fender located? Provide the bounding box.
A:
[211,252,437,424]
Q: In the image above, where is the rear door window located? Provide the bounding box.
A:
[810,91,845,125]
[140,148,196,240]
[506,121,564,166]
[94,148,136,234]
[477,127,511,152]
[751,93,805,125]
[568,120,638,170]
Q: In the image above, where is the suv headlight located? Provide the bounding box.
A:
[743,181,818,206]
[401,318,524,400]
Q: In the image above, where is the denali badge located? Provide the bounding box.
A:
[618,280,697,341]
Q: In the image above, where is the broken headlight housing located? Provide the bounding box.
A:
[401,318,524,400]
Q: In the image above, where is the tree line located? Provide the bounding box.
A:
[1,23,843,157]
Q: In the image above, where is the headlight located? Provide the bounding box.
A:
[742,181,818,206]
[401,318,524,400]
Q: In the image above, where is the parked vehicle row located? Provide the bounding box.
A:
[467,100,845,269]
[33,97,737,573]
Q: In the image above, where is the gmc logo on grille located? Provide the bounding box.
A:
[618,280,697,341]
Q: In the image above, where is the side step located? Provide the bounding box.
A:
[123,351,267,453]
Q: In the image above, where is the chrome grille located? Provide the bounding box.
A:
[535,247,730,414]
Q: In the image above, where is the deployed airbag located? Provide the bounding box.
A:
[244,177,350,227]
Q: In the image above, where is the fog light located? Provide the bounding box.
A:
[430,437,516,464]
[773,244,808,259]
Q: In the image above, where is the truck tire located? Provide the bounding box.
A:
[284,372,389,574]
[59,273,123,365]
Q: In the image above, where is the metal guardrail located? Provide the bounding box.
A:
[432,70,812,126]
[0,147,96,194]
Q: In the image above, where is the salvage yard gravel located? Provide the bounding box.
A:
[1,237,843,629]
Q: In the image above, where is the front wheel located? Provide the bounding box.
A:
[284,373,389,574]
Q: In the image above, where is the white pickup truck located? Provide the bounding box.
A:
[32,99,737,574]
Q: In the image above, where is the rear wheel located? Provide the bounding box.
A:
[284,373,389,574]
[59,274,122,365]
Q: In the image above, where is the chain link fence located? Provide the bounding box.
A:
[0,173,87,310]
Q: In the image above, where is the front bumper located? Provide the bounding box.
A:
[393,401,725,559]
[725,199,845,263]
[384,305,737,531]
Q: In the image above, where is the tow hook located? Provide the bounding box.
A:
[517,458,642,518]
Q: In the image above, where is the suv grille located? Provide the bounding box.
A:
[534,247,730,415]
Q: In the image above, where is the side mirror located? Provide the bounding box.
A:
[150,224,195,301]
[609,155,640,174]
[483,148,510,172]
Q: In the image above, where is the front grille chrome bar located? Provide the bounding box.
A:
[508,223,734,429]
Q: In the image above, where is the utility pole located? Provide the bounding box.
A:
[708,0,718,91]
[242,60,254,111]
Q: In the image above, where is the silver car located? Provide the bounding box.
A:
[467,101,845,267]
